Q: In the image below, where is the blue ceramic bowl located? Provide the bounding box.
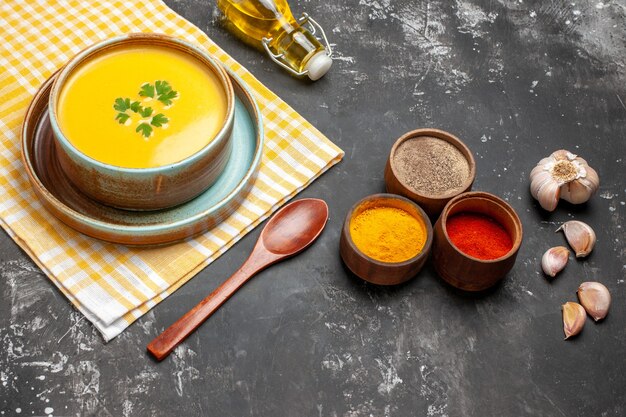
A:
[48,33,235,211]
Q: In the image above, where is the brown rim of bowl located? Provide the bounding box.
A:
[439,191,523,263]
[388,128,477,200]
[342,193,433,267]
[48,33,235,172]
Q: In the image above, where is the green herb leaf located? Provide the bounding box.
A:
[113,97,130,112]
[136,123,152,138]
[130,101,142,113]
[155,80,172,95]
[155,80,178,106]
[115,112,130,124]
[150,113,169,127]
[158,91,177,106]
[139,83,155,98]
[140,107,153,118]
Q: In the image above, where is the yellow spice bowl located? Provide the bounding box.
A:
[339,194,433,285]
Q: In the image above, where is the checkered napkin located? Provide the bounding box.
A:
[0,0,343,341]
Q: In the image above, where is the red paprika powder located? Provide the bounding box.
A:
[446,212,513,260]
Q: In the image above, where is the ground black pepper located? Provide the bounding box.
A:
[393,136,470,195]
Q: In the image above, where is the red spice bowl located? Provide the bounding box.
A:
[432,191,523,291]
[339,194,433,286]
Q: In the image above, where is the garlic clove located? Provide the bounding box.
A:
[562,302,586,339]
[580,165,600,191]
[556,220,596,258]
[530,160,551,179]
[530,170,553,200]
[561,179,593,204]
[577,282,611,321]
[573,154,590,166]
[577,178,599,197]
[541,246,570,277]
[536,179,561,212]
[552,149,572,161]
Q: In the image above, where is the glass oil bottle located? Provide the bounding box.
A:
[216,0,333,80]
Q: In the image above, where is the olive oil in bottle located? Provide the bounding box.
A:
[216,0,333,80]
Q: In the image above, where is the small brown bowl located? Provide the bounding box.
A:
[339,194,433,285]
[432,191,523,291]
[385,128,476,219]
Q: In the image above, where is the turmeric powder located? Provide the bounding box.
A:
[349,206,426,263]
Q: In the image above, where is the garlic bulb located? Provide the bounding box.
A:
[530,150,599,211]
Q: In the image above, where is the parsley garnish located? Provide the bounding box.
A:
[155,80,178,106]
[130,101,142,113]
[115,112,130,124]
[136,123,152,138]
[113,97,131,112]
[151,113,169,127]
[113,80,177,138]
[139,83,155,99]
[139,107,153,118]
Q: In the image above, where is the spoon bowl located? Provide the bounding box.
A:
[261,198,329,255]
[147,198,329,361]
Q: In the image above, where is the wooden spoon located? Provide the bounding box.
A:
[147,198,329,361]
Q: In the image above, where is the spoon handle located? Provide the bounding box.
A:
[147,257,267,361]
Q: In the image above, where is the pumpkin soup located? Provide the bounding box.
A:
[58,45,227,168]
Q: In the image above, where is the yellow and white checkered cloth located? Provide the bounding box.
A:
[0,0,343,341]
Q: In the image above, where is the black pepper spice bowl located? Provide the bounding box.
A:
[384,128,476,219]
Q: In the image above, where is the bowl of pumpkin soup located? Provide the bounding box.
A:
[48,33,235,210]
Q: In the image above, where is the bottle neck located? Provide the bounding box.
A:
[268,26,326,73]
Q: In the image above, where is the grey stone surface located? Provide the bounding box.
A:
[2,0,626,416]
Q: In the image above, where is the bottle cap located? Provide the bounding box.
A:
[305,51,332,81]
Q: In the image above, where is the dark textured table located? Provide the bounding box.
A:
[2,0,625,415]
